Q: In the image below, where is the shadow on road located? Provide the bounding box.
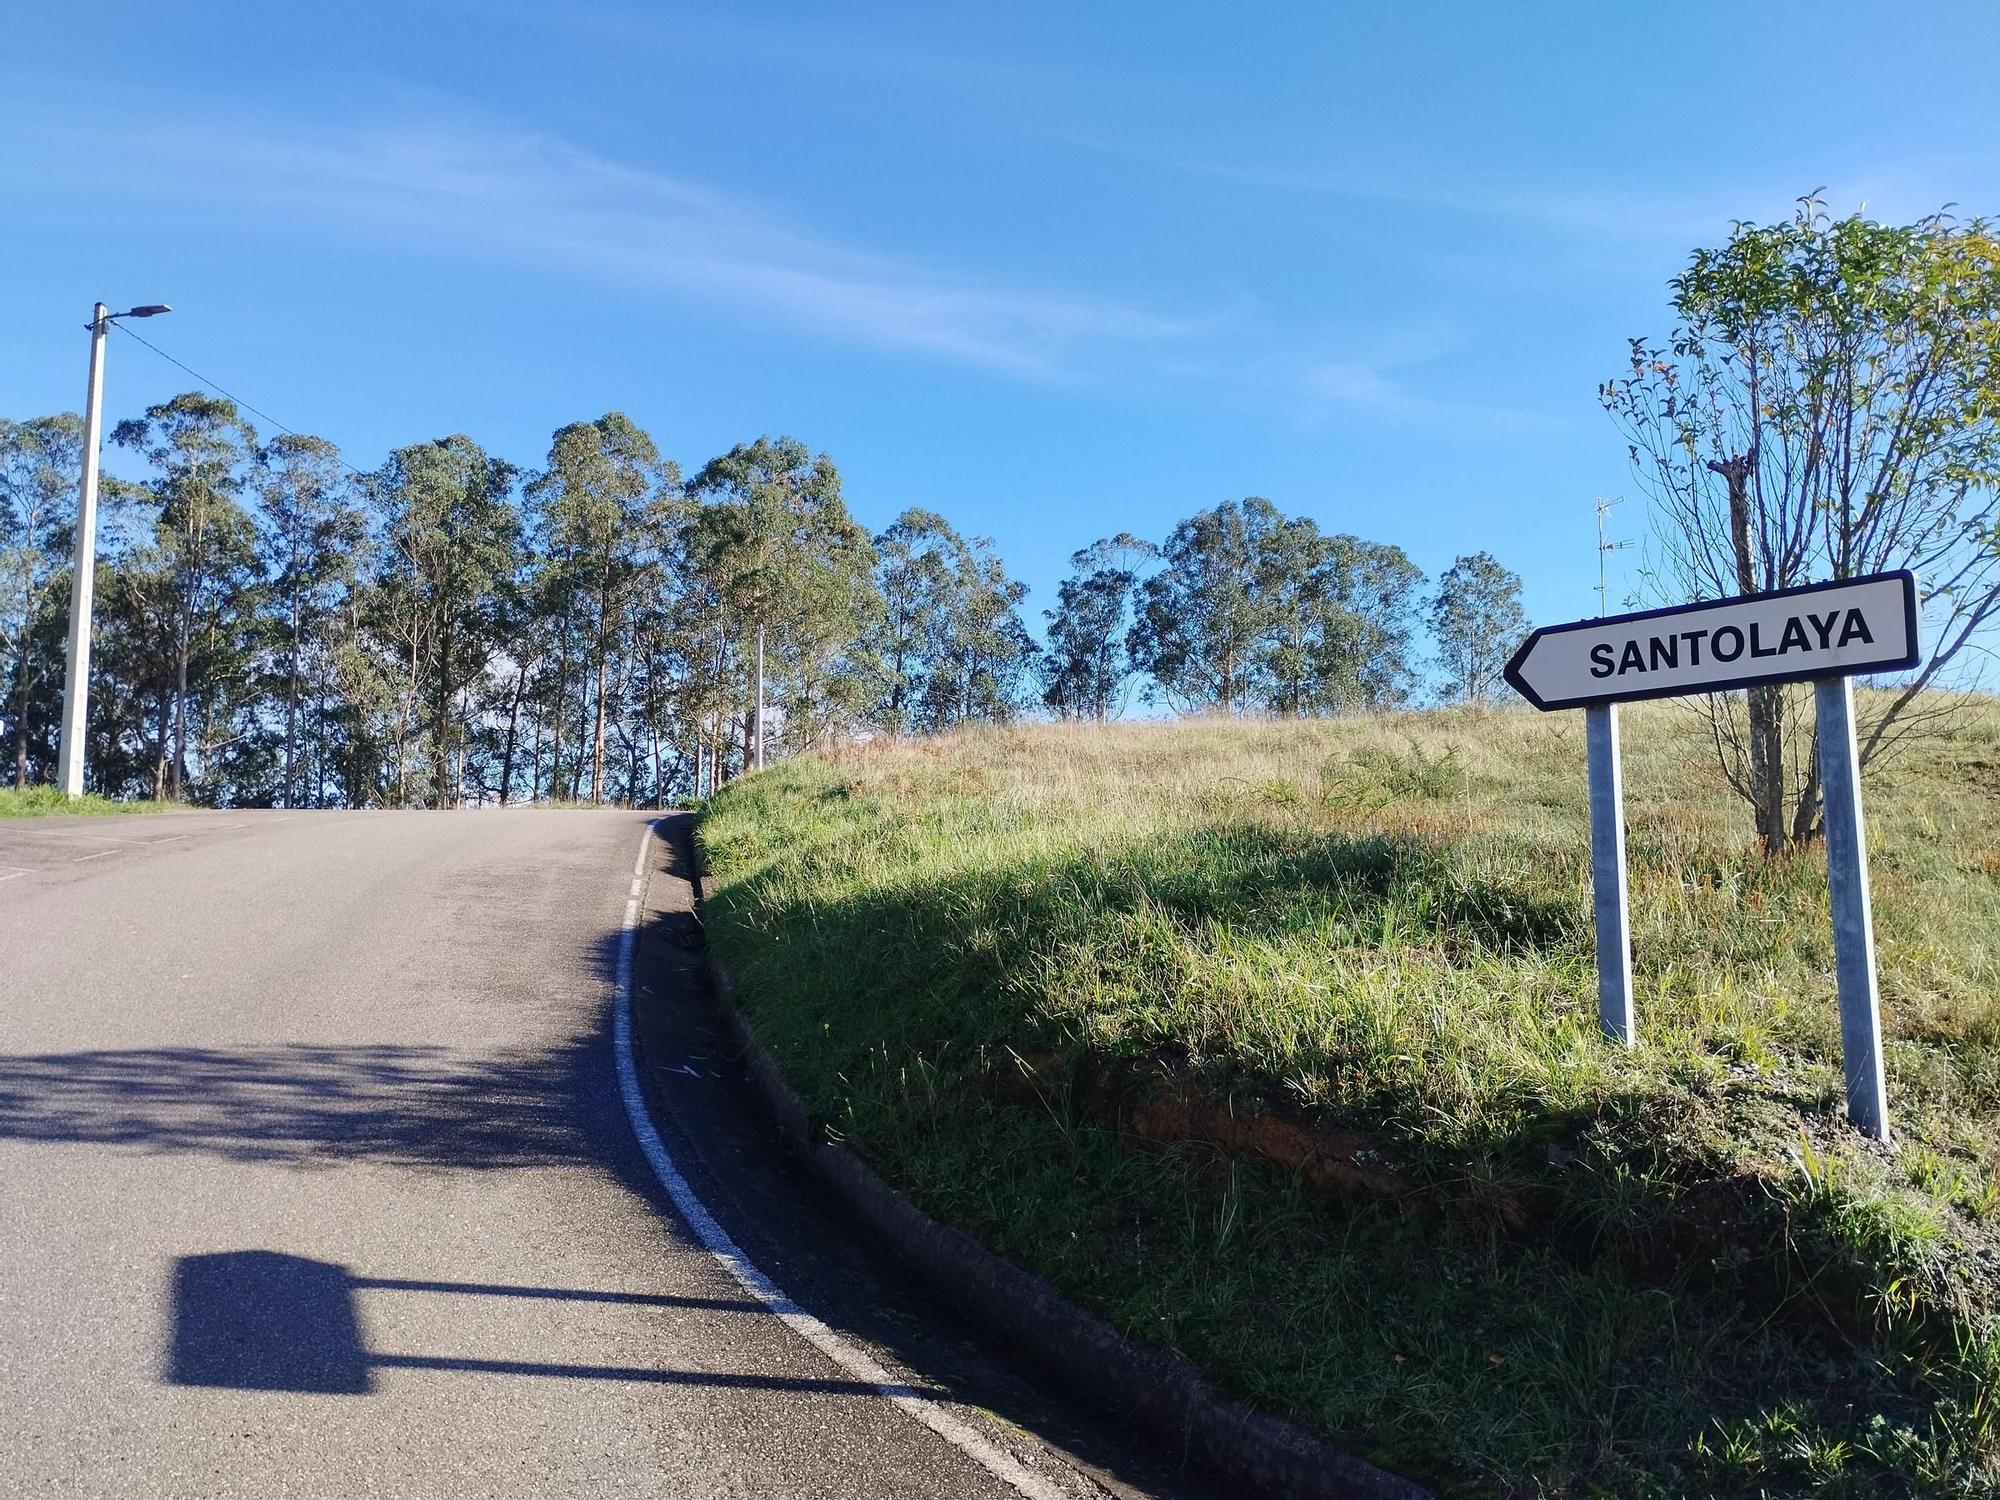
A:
[0,1036,609,1170]
[170,1250,371,1394]
[167,1249,954,1401]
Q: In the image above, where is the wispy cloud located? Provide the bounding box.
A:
[1147,154,1751,246]
[1171,152,1998,246]
[1217,316,1558,433]
[22,107,1202,383]
[5,101,1557,434]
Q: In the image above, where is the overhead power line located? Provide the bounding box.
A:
[108,320,373,479]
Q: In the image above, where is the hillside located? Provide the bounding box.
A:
[696,702,2000,1498]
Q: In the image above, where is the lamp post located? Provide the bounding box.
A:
[56,302,169,797]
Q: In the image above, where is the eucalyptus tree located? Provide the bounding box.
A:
[324,593,405,808]
[490,574,542,807]
[1129,499,1424,717]
[110,393,264,801]
[1309,533,1425,710]
[1128,499,1283,714]
[623,568,705,805]
[687,437,877,767]
[371,435,520,807]
[1042,533,1156,721]
[870,509,1037,733]
[0,414,82,788]
[923,532,1038,730]
[255,434,366,808]
[1430,552,1528,702]
[1256,521,1424,715]
[526,414,680,804]
[871,509,957,735]
[1605,198,2000,850]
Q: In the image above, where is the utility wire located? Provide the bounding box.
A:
[109,320,375,480]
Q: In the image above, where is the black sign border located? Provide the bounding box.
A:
[1503,570,1920,712]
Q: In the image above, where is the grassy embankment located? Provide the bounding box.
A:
[697,701,2000,1498]
[0,788,164,817]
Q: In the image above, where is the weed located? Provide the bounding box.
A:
[0,787,168,817]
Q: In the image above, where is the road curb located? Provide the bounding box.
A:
[679,823,1428,1500]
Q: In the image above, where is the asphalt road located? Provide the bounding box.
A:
[0,809,1207,1499]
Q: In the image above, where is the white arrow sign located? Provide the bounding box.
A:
[1505,571,1919,711]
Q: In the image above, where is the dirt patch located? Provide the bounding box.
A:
[1128,1092,1406,1198]
[986,1049,1406,1201]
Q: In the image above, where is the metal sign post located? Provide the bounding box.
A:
[1505,571,1918,1136]
[1815,676,1891,1140]
[1585,703,1635,1045]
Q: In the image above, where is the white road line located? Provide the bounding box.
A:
[70,849,119,863]
[612,821,1063,1500]
[0,866,30,883]
[23,831,189,847]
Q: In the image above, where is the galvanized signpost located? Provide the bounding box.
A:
[1504,571,1920,1141]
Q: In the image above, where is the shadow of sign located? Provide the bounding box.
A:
[169,1250,372,1395]
[164,1250,933,1399]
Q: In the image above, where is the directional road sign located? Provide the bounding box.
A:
[1505,568,1920,1140]
[1504,571,1919,712]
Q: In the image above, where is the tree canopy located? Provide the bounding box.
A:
[1606,197,2000,849]
[1129,497,1423,716]
[4,394,1522,806]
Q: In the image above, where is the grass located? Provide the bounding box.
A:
[0,787,168,817]
[696,698,2000,1498]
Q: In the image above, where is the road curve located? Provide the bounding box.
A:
[0,809,1200,1499]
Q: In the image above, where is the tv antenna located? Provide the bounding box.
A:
[1595,497,1632,616]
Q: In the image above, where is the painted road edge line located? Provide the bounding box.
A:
[611,819,1065,1500]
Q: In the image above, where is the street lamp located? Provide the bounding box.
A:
[56,302,171,797]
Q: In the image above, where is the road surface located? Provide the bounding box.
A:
[0,809,1203,1499]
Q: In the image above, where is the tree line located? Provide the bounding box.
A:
[0,394,1527,808]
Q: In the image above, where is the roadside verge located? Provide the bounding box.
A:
[680,821,1425,1500]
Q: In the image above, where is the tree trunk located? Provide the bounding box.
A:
[753,624,765,770]
[172,609,190,802]
[1712,449,1788,853]
[550,664,566,803]
[154,681,172,802]
[569,656,590,803]
[313,688,326,810]
[1790,753,1824,847]
[498,667,526,807]
[457,687,471,807]
[11,638,28,791]
[644,655,663,808]
[591,653,607,805]
[433,618,455,809]
[591,564,614,805]
[283,598,301,811]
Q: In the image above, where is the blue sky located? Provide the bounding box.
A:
[5,2,1998,639]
